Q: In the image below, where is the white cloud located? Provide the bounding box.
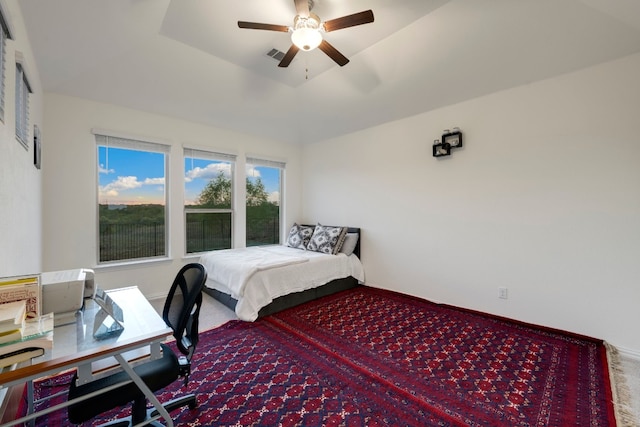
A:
[246,165,261,179]
[268,191,280,204]
[98,164,114,174]
[99,175,164,198]
[185,163,231,182]
[101,176,142,195]
[144,177,165,185]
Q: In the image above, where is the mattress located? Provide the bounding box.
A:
[199,245,364,321]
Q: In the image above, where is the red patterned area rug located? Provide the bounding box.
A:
[20,286,616,426]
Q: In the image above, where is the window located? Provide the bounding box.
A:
[184,148,236,254]
[95,133,170,263]
[0,7,12,122]
[246,157,284,247]
[15,62,31,147]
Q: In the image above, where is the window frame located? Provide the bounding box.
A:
[15,61,31,148]
[245,156,285,247]
[0,5,12,123]
[94,132,170,264]
[183,147,237,255]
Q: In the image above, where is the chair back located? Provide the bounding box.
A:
[162,263,207,360]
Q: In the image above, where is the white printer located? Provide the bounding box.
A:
[41,268,96,325]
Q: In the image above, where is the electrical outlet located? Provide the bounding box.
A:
[498,287,508,299]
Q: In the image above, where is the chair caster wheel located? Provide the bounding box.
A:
[189,398,198,409]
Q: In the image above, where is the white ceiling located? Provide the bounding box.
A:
[18,0,640,144]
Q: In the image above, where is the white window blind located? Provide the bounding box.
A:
[94,134,171,153]
[184,147,237,162]
[0,8,11,122]
[15,63,31,147]
[246,156,286,169]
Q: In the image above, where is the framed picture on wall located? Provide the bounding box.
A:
[33,124,41,169]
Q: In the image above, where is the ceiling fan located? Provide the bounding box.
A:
[238,0,374,68]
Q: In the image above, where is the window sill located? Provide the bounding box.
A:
[94,256,172,271]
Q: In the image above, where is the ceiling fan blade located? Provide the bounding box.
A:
[294,0,310,17]
[318,40,349,67]
[278,45,300,67]
[238,21,289,32]
[323,10,374,33]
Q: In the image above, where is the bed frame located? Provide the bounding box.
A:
[203,226,362,318]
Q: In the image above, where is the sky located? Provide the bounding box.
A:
[98,147,280,205]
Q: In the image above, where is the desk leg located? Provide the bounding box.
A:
[26,381,34,427]
[113,354,174,427]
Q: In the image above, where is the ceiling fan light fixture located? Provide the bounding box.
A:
[239,3,374,68]
[291,14,322,51]
[291,28,322,51]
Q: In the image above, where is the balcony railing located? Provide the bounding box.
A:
[99,223,165,262]
[246,217,279,247]
[186,217,232,253]
[99,217,279,261]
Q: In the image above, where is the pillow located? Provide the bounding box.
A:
[286,223,314,250]
[307,223,347,255]
[339,232,359,256]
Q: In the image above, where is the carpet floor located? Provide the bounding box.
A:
[621,357,640,423]
[21,286,621,426]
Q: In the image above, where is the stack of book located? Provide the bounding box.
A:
[0,274,41,319]
[0,300,53,369]
[0,300,27,341]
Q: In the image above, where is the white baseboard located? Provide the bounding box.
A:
[614,344,640,361]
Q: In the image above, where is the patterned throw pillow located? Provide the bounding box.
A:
[286,223,314,250]
[307,224,347,255]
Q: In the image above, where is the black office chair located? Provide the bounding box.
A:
[67,263,208,426]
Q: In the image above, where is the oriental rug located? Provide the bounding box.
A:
[19,286,617,426]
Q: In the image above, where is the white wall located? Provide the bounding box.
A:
[302,53,640,354]
[42,94,303,299]
[0,0,43,277]
[6,0,637,353]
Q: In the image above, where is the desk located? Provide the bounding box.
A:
[0,287,174,427]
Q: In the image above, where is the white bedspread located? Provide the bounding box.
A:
[198,245,365,321]
[199,246,308,297]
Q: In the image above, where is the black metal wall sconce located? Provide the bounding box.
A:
[433,128,463,158]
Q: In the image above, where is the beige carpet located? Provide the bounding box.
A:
[149,292,238,333]
[608,343,640,427]
[151,293,640,426]
[621,355,640,426]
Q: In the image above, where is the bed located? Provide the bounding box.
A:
[199,225,364,321]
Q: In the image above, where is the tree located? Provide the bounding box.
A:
[196,173,270,208]
[246,177,268,206]
[197,172,231,208]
